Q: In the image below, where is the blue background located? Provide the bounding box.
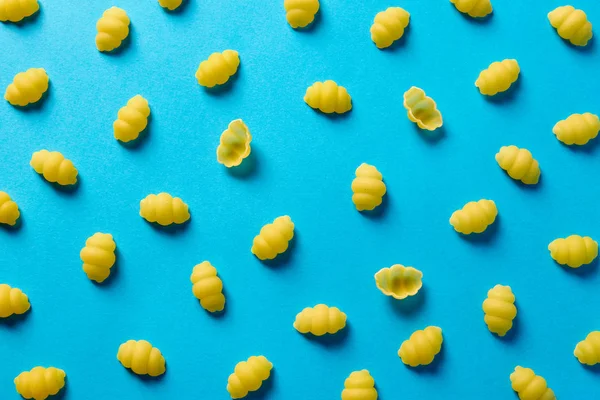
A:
[1,0,600,398]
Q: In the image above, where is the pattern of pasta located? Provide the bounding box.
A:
[341,370,378,400]
[0,191,19,226]
[139,193,190,226]
[0,283,30,318]
[482,285,517,337]
[251,215,295,260]
[450,0,492,18]
[96,7,130,52]
[227,356,273,399]
[548,6,593,46]
[217,119,252,167]
[30,150,78,186]
[510,366,555,400]
[14,366,66,400]
[450,199,497,235]
[304,80,352,114]
[552,113,600,146]
[370,7,410,49]
[548,235,598,268]
[114,95,150,143]
[574,331,600,366]
[80,233,116,283]
[117,340,166,377]
[351,163,386,211]
[191,261,225,313]
[158,0,183,11]
[403,86,443,131]
[0,0,39,22]
[195,50,240,88]
[495,145,541,185]
[475,59,520,96]
[293,304,347,336]
[374,264,423,300]
[398,326,443,367]
[4,68,48,107]
[284,0,319,29]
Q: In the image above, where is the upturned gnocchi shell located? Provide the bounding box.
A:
[374,264,423,300]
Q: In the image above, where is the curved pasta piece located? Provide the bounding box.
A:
[553,113,600,146]
[227,356,272,399]
[548,235,598,268]
[304,80,352,114]
[251,215,294,260]
[4,68,49,107]
[293,304,347,336]
[158,0,183,11]
[284,0,319,29]
[475,59,520,96]
[0,283,30,318]
[450,0,492,18]
[0,191,20,226]
[195,50,240,88]
[114,95,150,143]
[398,326,443,367]
[217,119,252,167]
[96,7,130,52]
[140,193,190,226]
[370,7,410,49]
[482,285,517,337]
[341,370,377,400]
[30,150,78,186]
[351,163,386,211]
[191,261,225,312]
[117,340,166,377]
[403,87,443,131]
[510,366,555,400]
[374,264,422,300]
[548,6,593,46]
[495,145,540,185]
[14,366,66,400]
[80,233,116,283]
[450,199,497,235]
[0,0,39,22]
[574,331,600,366]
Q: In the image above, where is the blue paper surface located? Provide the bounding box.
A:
[1,0,600,398]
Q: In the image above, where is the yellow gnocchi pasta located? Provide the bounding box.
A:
[14,366,66,400]
[158,0,183,11]
[227,356,273,399]
[114,95,150,143]
[80,233,116,283]
[341,370,377,400]
[398,326,443,367]
[4,68,49,107]
[284,0,319,29]
[450,199,497,235]
[374,264,423,300]
[140,193,190,226]
[96,7,130,52]
[548,6,593,47]
[117,339,166,377]
[195,50,240,88]
[0,191,20,226]
[251,215,294,260]
[574,331,600,366]
[304,80,352,114]
[552,113,600,146]
[510,366,555,400]
[0,0,39,22]
[30,150,78,186]
[476,59,520,96]
[482,285,517,337]
[217,119,252,167]
[548,235,598,268]
[495,145,540,185]
[403,87,443,131]
[370,7,410,49]
[351,163,386,211]
[0,283,30,318]
[191,261,225,313]
[450,0,492,18]
[293,304,347,336]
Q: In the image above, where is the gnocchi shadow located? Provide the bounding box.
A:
[513,173,544,191]
[410,343,445,374]
[2,4,42,27]
[146,218,191,235]
[50,382,68,400]
[562,35,595,53]
[118,112,152,151]
[91,247,121,287]
[260,233,297,268]
[376,23,411,51]
[0,214,24,233]
[558,257,598,278]
[245,368,275,399]
[226,149,259,179]
[413,124,445,143]
[455,7,494,25]
[457,214,500,245]
[163,0,193,15]
[483,75,522,104]
[298,323,350,348]
[102,25,133,56]
[14,81,51,113]
[0,307,31,328]
[359,192,389,220]
[388,287,426,317]
[291,8,322,33]
[204,65,241,96]
[563,137,600,154]
[126,367,167,383]
[36,174,80,197]
[497,307,520,343]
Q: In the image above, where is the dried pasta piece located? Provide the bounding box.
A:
[96,7,130,52]
[403,87,443,131]
[158,0,183,11]
[475,59,520,96]
[227,356,272,399]
[195,50,240,88]
[80,233,116,283]
[482,285,517,337]
[114,95,150,143]
[351,163,386,211]
[574,331,600,366]
[495,145,540,185]
[370,7,410,49]
[217,119,252,167]
[398,326,443,367]
[510,366,555,400]
[293,304,347,336]
[548,235,598,268]
[4,68,48,107]
[0,0,39,22]
[251,216,294,260]
[117,340,166,377]
[0,283,30,318]
[284,0,319,29]
[191,261,225,312]
[304,80,352,114]
[450,0,492,18]
[30,150,78,186]
[341,370,377,400]
[374,264,422,300]
[0,191,20,226]
[14,367,66,400]
[552,113,600,146]
[450,199,497,235]
[548,6,593,46]
[140,193,190,226]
